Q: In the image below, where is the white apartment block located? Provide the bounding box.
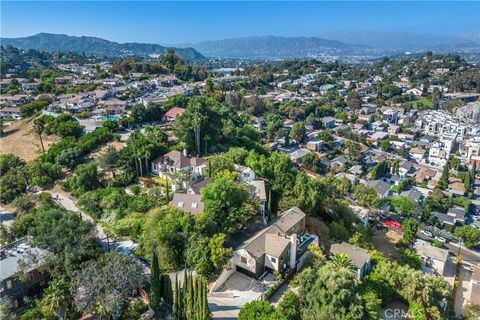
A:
[460,137,480,167]
[416,110,468,139]
[428,134,456,167]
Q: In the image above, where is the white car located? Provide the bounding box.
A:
[472,215,480,221]
[435,236,447,243]
[421,230,433,237]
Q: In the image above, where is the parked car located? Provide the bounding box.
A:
[421,230,433,238]
[435,236,447,243]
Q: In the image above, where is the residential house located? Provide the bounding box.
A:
[186,178,212,195]
[448,179,466,197]
[0,94,31,107]
[233,207,313,278]
[246,180,267,220]
[331,156,349,168]
[306,139,323,152]
[407,88,423,97]
[398,161,417,178]
[366,180,392,198]
[321,117,336,128]
[235,165,257,182]
[101,97,129,115]
[388,125,400,135]
[330,242,372,280]
[415,167,437,184]
[410,147,426,162]
[447,207,466,225]
[413,239,450,276]
[151,150,208,190]
[432,211,455,229]
[0,238,49,308]
[0,107,22,120]
[251,117,266,130]
[289,148,310,164]
[335,173,358,185]
[169,193,204,214]
[371,121,384,131]
[358,113,374,123]
[382,109,400,123]
[368,131,389,146]
[163,107,186,124]
[349,165,364,176]
[400,188,424,206]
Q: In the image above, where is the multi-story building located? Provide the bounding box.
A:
[428,134,456,167]
[0,238,49,308]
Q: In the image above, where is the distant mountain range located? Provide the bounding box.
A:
[2,32,479,61]
[321,31,480,52]
[181,36,381,59]
[0,33,206,61]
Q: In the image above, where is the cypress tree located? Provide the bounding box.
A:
[204,279,209,319]
[161,274,174,309]
[150,250,162,313]
[182,270,188,319]
[173,274,178,319]
[267,188,272,221]
[196,278,202,320]
[186,272,194,320]
[166,179,170,201]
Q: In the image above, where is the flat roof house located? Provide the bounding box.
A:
[330,242,372,280]
[413,239,450,276]
[0,238,49,308]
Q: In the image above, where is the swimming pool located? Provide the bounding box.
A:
[100,115,121,121]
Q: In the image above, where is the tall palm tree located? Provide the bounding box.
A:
[130,135,139,176]
[331,253,356,272]
[136,146,144,176]
[33,117,46,153]
[144,147,151,175]
[40,279,71,320]
[192,114,202,157]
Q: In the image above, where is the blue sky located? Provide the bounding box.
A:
[2,1,479,44]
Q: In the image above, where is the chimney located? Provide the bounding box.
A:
[183,149,188,157]
[289,233,297,269]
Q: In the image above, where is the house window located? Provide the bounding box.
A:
[6,280,12,289]
[271,257,276,263]
[241,256,247,264]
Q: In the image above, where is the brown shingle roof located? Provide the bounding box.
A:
[169,193,204,214]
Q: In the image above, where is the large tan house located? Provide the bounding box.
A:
[233,207,313,278]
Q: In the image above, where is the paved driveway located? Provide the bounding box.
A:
[455,263,473,317]
[208,272,265,320]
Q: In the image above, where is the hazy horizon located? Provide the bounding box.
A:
[2,1,479,44]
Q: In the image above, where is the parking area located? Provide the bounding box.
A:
[208,271,268,320]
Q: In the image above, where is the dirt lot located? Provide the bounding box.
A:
[0,119,59,161]
[89,140,125,160]
[372,228,402,260]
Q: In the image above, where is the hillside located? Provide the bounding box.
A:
[0,118,60,161]
[321,31,480,52]
[188,36,379,59]
[1,33,206,61]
